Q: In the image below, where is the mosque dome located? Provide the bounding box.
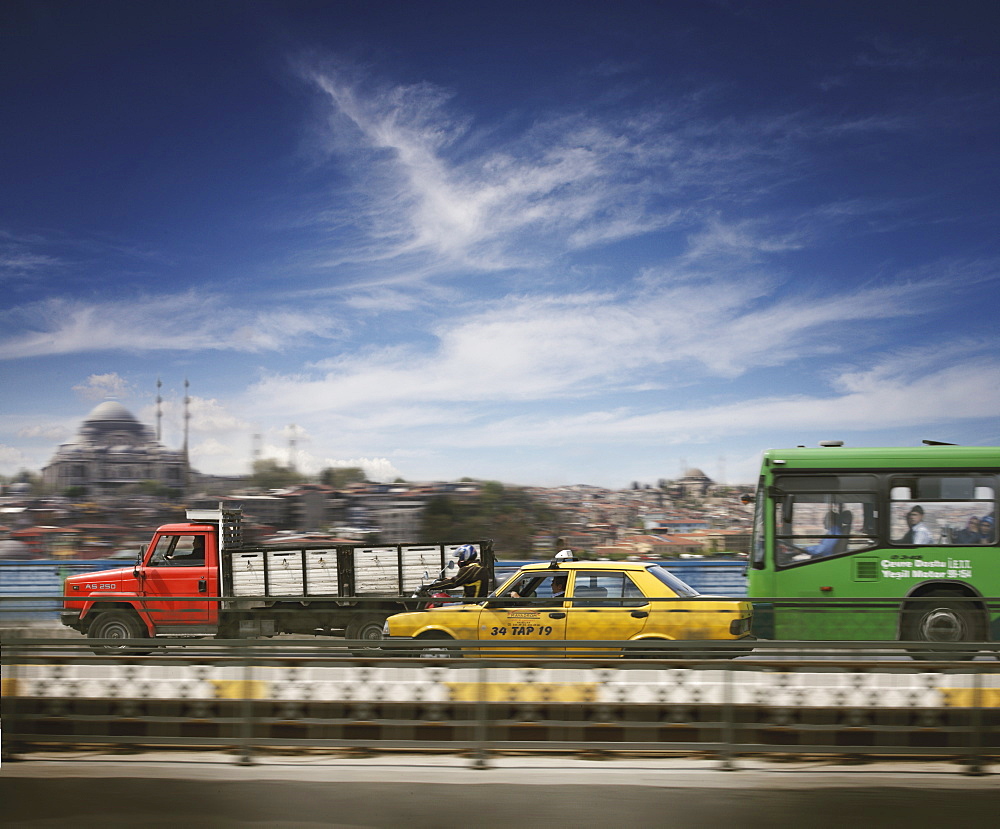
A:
[42,398,188,495]
[84,401,138,424]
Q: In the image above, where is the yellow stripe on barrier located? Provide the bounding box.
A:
[940,688,1000,707]
[445,682,598,703]
[209,679,270,699]
[1,678,18,697]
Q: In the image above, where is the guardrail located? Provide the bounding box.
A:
[2,634,997,773]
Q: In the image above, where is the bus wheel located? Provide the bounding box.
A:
[901,594,985,661]
[346,615,386,655]
[88,611,152,656]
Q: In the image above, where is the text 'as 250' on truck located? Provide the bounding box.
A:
[61,505,493,654]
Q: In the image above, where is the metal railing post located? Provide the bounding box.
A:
[0,628,23,762]
[236,636,256,766]
[964,664,985,776]
[718,658,737,771]
[471,653,490,769]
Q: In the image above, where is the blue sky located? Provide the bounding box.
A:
[2,0,999,488]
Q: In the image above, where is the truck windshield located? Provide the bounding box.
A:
[645,565,700,597]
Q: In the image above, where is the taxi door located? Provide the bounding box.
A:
[478,571,568,656]
[565,571,650,653]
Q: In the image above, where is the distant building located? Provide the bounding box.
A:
[42,401,188,496]
[675,468,714,497]
[643,517,711,534]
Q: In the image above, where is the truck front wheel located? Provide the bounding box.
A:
[88,611,152,656]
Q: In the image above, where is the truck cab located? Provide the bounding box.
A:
[62,519,222,651]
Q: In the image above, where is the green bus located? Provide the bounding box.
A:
[746,441,999,649]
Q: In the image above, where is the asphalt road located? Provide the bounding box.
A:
[2,752,998,828]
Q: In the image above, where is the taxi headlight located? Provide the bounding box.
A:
[382,621,390,636]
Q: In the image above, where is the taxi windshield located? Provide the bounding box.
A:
[645,565,700,597]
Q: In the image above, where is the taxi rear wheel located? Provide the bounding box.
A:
[625,640,670,658]
[415,632,462,659]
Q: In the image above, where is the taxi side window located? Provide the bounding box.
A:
[571,573,647,607]
[495,574,563,606]
[622,575,648,607]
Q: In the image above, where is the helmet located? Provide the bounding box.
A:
[456,544,479,565]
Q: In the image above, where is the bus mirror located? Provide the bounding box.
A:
[782,495,794,525]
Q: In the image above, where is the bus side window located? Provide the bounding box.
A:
[890,476,996,546]
[861,502,878,537]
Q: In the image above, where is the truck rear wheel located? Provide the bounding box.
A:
[346,615,387,655]
[88,611,152,656]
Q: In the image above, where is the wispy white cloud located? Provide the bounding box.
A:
[0,444,32,468]
[244,266,960,421]
[16,424,70,442]
[0,293,342,360]
[0,250,64,272]
[73,373,132,401]
[299,66,843,278]
[401,354,1000,452]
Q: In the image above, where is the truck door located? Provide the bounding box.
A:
[142,533,216,626]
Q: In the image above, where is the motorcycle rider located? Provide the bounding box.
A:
[420,544,488,599]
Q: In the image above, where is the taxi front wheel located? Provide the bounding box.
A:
[415,632,462,658]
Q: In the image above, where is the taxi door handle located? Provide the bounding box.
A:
[198,579,208,593]
[548,612,566,619]
[631,610,648,618]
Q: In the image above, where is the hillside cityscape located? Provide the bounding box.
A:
[0,401,753,560]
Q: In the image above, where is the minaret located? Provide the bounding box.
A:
[288,424,298,473]
[183,379,191,490]
[252,433,262,469]
[155,378,163,443]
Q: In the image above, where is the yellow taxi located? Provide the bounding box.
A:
[383,556,753,657]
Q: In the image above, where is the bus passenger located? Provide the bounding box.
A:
[900,505,933,545]
[954,516,981,544]
[981,515,995,543]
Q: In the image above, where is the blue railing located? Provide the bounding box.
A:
[496,558,747,595]
[0,558,132,618]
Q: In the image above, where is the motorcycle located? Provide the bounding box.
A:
[413,562,461,609]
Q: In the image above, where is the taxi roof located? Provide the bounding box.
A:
[518,560,653,572]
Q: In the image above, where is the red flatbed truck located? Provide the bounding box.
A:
[61,505,493,653]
